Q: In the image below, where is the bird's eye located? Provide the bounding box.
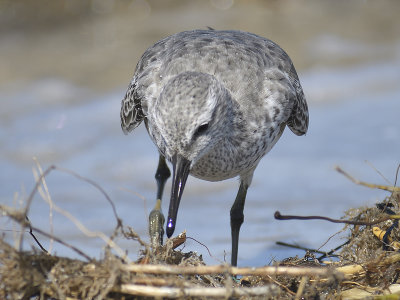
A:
[193,123,209,138]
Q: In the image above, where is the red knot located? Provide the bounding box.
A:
[121,29,309,266]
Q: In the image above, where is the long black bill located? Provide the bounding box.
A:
[166,154,191,238]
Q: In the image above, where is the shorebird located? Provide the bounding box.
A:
[120,29,308,266]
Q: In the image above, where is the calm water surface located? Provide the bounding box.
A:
[1,1,399,266]
[1,58,399,265]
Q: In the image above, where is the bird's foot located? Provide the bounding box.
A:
[149,199,165,248]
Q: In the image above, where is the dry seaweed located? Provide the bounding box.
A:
[1,165,400,299]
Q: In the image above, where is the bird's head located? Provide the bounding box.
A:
[151,71,233,238]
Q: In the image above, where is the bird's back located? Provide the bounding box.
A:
[121,30,308,136]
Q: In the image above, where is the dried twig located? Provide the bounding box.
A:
[276,240,348,262]
[336,253,400,279]
[395,164,400,186]
[295,276,308,300]
[317,241,350,261]
[365,160,391,185]
[274,211,399,226]
[335,166,400,192]
[122,226,149,249]
[265,274,296,296]
[23,165,55,219]
[2,161,131,262]
[0,204,91,261]
[123,263,337,277]
[186,236,216,260]
[32,157,55,253]
[55,166,122,227]
[20,165,55,250]
[17,162,130,262]
[26,216,47,253]
[46,199,130,263]
[276,241,327,255]
[21,163,124,248]
[115,284,278,298]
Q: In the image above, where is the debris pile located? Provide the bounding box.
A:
[1,165,400,299]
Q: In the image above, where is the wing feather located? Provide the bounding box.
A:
[286,64,309,136]
[120,79,145,134]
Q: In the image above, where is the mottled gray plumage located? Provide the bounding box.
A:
[120,29,309,266]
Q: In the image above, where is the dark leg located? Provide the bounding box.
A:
[230,181,248,266]
[149,155,171,247]
[155,155,171,200]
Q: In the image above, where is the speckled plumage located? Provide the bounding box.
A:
[121,29,308,180]
[120,29,309,265]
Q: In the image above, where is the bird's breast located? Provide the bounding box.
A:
[189,134,269,181]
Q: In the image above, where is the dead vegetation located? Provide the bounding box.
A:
[1,164,400,299]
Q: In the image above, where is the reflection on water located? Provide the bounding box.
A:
[0,1,399,265]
